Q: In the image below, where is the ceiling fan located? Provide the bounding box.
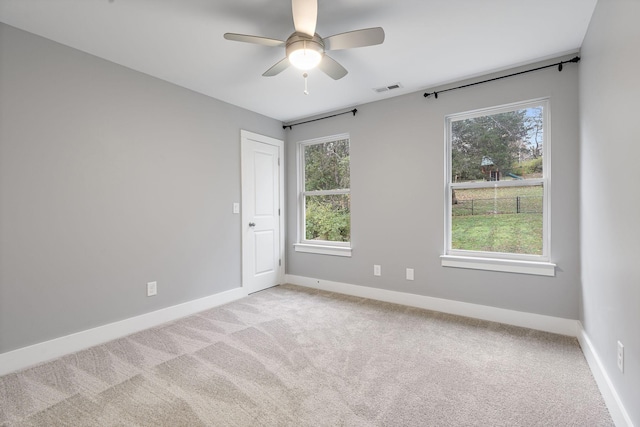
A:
[223,0,385,80]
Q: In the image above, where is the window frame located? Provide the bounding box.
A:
[442,98,555,276]
[294,133,352,257]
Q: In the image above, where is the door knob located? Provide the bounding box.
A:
[249,222,256,227]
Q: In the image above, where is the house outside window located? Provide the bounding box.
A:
[442,99,555,276]
[294,134,352,257]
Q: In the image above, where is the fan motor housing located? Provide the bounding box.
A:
[286,33,325,57]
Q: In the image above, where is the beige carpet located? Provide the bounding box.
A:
[0,284,613,426]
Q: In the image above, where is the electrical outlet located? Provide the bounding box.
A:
[406,268,414,280]
[374,265,381,276]
[147,281,157,297]
[232,202,240,214]
[617,341,624,373]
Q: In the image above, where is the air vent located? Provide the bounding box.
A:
[373,83,403,93]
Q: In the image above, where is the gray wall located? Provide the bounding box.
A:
[579,0,640,424]
[286,56,581,319]
[0,23,284,353]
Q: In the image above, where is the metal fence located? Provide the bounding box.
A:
[452,196,543,216]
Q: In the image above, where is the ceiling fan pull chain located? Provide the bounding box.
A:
[303,72,309,95]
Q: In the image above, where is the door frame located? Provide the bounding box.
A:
[240,129,285,291]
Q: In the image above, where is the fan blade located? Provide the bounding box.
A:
[318,55,348,80]
[224,33,285,47]
[324,27,385,51]
[292,0,317,37]
[263,58,291,77]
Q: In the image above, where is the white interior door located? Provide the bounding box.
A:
[241,130,284,294]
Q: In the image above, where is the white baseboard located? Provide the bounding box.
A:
[286,275,633,426]
[3,279,630,427]
[285,274,578,336]
[0,286,248,376]
[577,322,634,427]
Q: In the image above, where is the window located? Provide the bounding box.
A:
[442,99,555,276]
[294,134,351,257]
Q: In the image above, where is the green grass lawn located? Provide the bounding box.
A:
[453,185,543,201]
[452,213,543,255]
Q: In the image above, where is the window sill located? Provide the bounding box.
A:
[440,255,555,276]
[294,243,352,257]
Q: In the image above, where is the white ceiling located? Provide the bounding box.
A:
[0,0,597,123]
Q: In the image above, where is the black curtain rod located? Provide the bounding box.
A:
[283,108,358,130]
[423,56,580,99]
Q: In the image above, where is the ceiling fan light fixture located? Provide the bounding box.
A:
[286,36,324,70]
[289,47,322,70]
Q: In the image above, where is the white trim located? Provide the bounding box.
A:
[285,274,576,336]
[577,322,634,427]
[294,243,352,257]
[447,97,551,121]
[0,287,247,376]
[3,280,628,427]
[285,276,633,425]
[440,255,556,276]
[296,133,351,251]
[286,276,631,425]
[445,98,551,262]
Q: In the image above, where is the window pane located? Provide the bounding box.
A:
[451,185,543,255]
[451,106,543,183]
[305,194,350,242]
[304,139,350,191]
